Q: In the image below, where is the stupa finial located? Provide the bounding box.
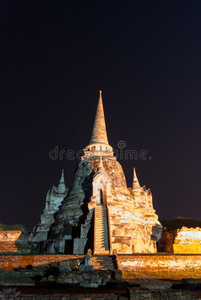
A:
[132,167,141,190]
[89,91,109,145]
[60,169,65,182]
[58,169,66,193]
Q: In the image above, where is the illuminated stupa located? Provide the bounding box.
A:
[30,91,162,254]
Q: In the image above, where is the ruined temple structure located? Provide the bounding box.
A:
[30,91,162,254]
[29,170,69,248]
[173,227,201,253]
[158,227,201,254]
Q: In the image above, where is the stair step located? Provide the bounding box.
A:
[95,248,105,251]
[94,206,109,255]
[91,255,116,270]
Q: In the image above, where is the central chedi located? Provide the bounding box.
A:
[30,91,162,254]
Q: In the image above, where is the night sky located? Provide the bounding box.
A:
[1,1,201,230]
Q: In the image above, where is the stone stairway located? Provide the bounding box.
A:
[94,206,110,254]
[91,255,117,270]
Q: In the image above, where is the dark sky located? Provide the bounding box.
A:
[1,1,201,229]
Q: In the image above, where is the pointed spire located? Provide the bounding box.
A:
[132,168,141,190]
[45,189,51,210]
[89,91,109,145]
[58,169,66,193]
[60,169,65,183]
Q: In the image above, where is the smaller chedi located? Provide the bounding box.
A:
[29,170,69,250]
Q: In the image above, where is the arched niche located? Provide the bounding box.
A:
[96,180,107,206]
[91,172,111,207]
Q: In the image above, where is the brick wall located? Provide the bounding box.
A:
[1,254,201,274]
[118,254,201,271]
[0,255,83,270]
